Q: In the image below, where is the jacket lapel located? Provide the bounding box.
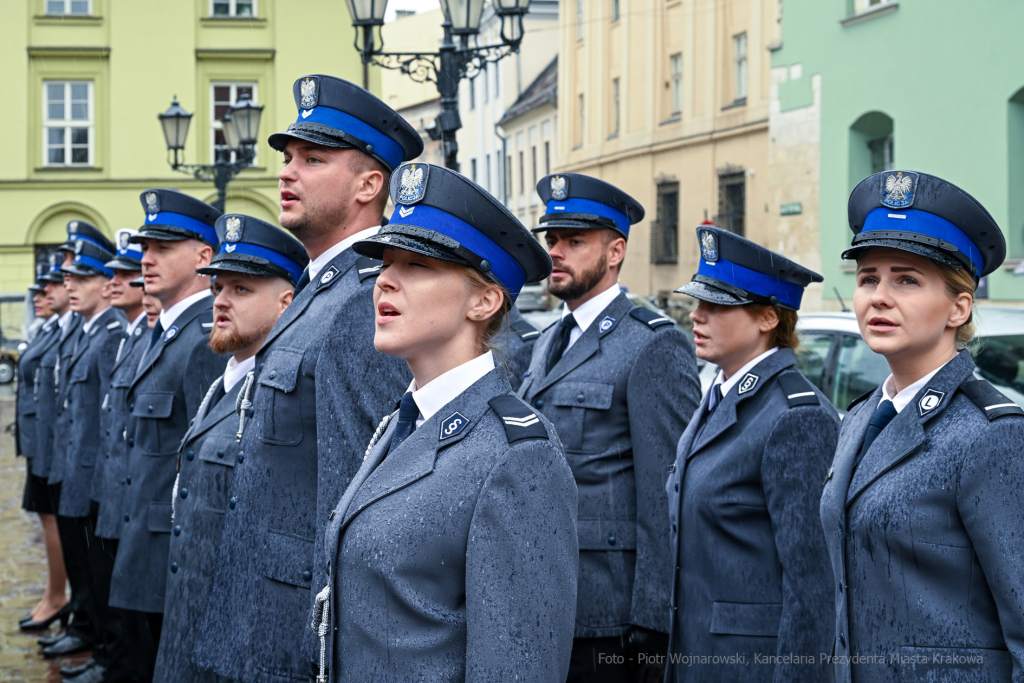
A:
[190,379,242,442]
[131,297,212,392]
[68,308,116,372]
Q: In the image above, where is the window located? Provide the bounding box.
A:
[718,171,746,236]
[670,54,683,115]
[506,155,513,198]
[468,78,476,111]
[212,0,255,16]
[211,83,256,163]
[46,0,90,14]
[44,81,93,166]
[611,0,619,21]
[733,33,748,102]
[484,66,491,104]
[544,141,551,175]
[494,62,500,98]
[577,0,584,40]
[531,146,538,190]
[651,182,679,264]
[610,78,621,136]
[485,154,491,192]
[868,134,894,174]
[578,94,585,146]
[849,112,894,187]
[518,150,525,196]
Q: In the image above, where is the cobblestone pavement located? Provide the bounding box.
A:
[0,398,90,682]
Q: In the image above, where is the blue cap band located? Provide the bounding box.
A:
[218,242,305,283]
[117,245,143,260]
[68,254,114,278]
[862,208,983,274]
[145,211,219,247]
[545,197,630,235]
[387,204,528,296]
[697,257,806,310]
[297,107,404,170]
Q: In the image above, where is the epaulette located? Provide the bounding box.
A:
[510,317,539,342]
[628,307,674,331]
[356,256,383,283]
[201,321,214,335]
[847,388,875,412]
[106,321,122,331]
[488,394,549,444]
[777,372,820,408]
[959,378,1024,420]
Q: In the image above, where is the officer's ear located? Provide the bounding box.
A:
[195,242,214,269]
[279,286,294,311]
[754,304,780,334]
[603,229,626,272]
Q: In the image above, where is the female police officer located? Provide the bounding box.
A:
[665,225,838,683]
[821,171,1024,683]
[310,162,578,683]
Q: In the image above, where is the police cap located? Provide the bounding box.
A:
[198,214,309,285]
[60,240,115,279]
[133,189,221,248]
[106,229,143,271]
[57,220,115,255]
[534,173,644,239]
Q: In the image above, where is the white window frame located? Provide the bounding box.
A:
[43,80,94,167]
[734,33,748,101]
[210,81,258,164]
[670,53,683,115]
[45,0,91,15]
[210,0,257,17]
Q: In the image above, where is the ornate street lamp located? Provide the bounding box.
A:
[157,94,264,212]
[348,0,530,171]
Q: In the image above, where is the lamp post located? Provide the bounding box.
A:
[158,94,264,212]
[348,0,531,172]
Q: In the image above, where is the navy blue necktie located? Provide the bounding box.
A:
[854,399,898,470]
[546,314,577,375]
[388,392,419,455]
[148,320,164,351]
[294,268,311,295]
[708,384,724,414]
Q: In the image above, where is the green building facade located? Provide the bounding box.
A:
[771,0,1024,304]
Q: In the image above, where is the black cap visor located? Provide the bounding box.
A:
[57,241,77,254]
[105,257,142,271]
[353,227,479,273]
[59,263,107,278]
[30,284,45,293]
[198,253,297,284]
[131,226,198,244]
[268,122,394,171]
[129,276,145,288]
[675,277,751,306]
[841,237,969,274]
[532,213,627,238]
[39,272,64,284]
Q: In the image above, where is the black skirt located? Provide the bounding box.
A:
[22,461,54,514]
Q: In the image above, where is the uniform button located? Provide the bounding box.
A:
[258,362,265,371]
[128,403,134,411]
[228,497,237,509]
[576,393,585,403]
[302,571,312,582]
[109,382,114,389]
[126,476,132,485]
[247,407,254,418]
[186,450,194,461]
[838,633,846,647]
[170,562,178,574]
[534,399,544,408]
[127,438,134,447]
[173,525,181,536]
[216,450,224,459]
[237,452,244,464]
[608,535,616,546]
[147,405,154,413]
[674,483,679,492]
[124,513,130,522]
[106,453,110,459]
[105,429,110,436]
[672,523,677,533]
[107,407,112,412]
[268,370,277,379]
[179,488,188,499]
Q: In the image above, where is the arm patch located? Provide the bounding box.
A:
[488,394,549,444]
[356,256,383,283]
[959,378,1024,420]
[777,372,820,408]
[510,317,539,342]
[628,307,675,330]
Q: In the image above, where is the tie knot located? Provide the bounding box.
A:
[559,313,577,331]
[398,392,419,422]
[871,399,898,428]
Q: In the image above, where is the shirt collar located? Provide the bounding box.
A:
[43,313,58,331]
[57,310,74,330]
[880,356,955,414]
[714,347,779,398]
[159,290,212,331]
[561,282,622,334]
[126,311,147,336]
[406,352,496,427]
[224,354,256,393]
[82,306,112,334]
[307,225,382,281]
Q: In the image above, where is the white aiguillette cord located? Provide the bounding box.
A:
[235,371,256,442]
[311,585,331,683]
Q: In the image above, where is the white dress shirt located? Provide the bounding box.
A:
[406,352,496,428]
[42,313,58,332]
[159,290,212,331]
[712,347,780,399]
[223,355,256,393]
[879,357,954,414]
[82,306,112,334]
[560,282,623,350]
[307,225,382,281]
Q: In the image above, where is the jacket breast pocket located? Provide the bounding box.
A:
[253,530,316,679]
[709,602,782,637]
[131,392,176,456]
[197,435,238,513]
[256,348,304,446]
[147,502,173,534]
[550,381,615,453]
[69,363,90,385]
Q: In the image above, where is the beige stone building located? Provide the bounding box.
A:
[556,0,820,306]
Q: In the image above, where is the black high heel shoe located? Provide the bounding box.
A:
[19,603,71,632]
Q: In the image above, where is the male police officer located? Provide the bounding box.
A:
[109,190,228,679]
[518,174,701,683]
[195,75,421,683]
[156,214,306,683]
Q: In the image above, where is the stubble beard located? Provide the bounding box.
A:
[209,319,272,355]
[549,252,609,302]
[280,193,348,245]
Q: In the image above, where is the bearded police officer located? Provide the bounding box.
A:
[195,75,421,683]
[155,214,306,683]
[518,174,701,683]
[108,190,228,679]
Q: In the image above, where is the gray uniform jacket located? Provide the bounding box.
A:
[16,321,58,460]
[154,374,244,683]
[820,349,1024,683]
[109,297,227,613]
[48,313,82,487]
[58,307,126,518]
[32,316,75,480]
[93,319,150,539]
[195,250,409,683]
[493,306,539,391]
[318,369,578,683]
[664,348,837,683]
[518,292,700,637]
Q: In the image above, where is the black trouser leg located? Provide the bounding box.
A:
[566,635,631,683]
[53,486,95,643]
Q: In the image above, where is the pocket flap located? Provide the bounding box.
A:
[198,436,238,469]
[132,392,174,419]
[147,502,173,533]
[69,364,90,384]
[550,381,615,410]
[260,530,315,588]
[710,602,782,637]
[577,519,637,550]
[258,348,304,393]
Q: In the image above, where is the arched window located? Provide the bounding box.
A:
[849,112,894,190]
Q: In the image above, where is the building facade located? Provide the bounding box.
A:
[771,0,1024,305]
[0,0,369,310]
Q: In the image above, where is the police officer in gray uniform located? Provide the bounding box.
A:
[195,75,421,683]
[109,189,228,677]
[493,306,539,391]
[155,214,306,683]
[821,171,1024,683]
[518,173,700,683]
[665,226,837,683]
[312,161,577,683]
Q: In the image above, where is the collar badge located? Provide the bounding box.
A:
[599,316,615,333]
[737,372,760,395]
[440,411,469,440]
[165,326,178,341]
[918,388,946,416]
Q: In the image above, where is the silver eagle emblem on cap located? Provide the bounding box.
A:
[700,230,718,263]
[300,77,317,109]
[397,164,427,204]
[69,221,79,233]
[145,192,159,213]
[550,175,568,200]
[225,216,242,243]
[881,171,917,209]
[118,231,130,250]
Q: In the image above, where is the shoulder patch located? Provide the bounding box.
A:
[510,317,539,342]
[959,378,1024,421]
[201,322,214,335]
[488,394,549,444]
[628,307,674,331]
[777,372,820,408]
[106,321,122,331]
[355,256,383,283]
[847,387,875,412]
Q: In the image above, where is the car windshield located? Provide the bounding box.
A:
[971,334,1024,406]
